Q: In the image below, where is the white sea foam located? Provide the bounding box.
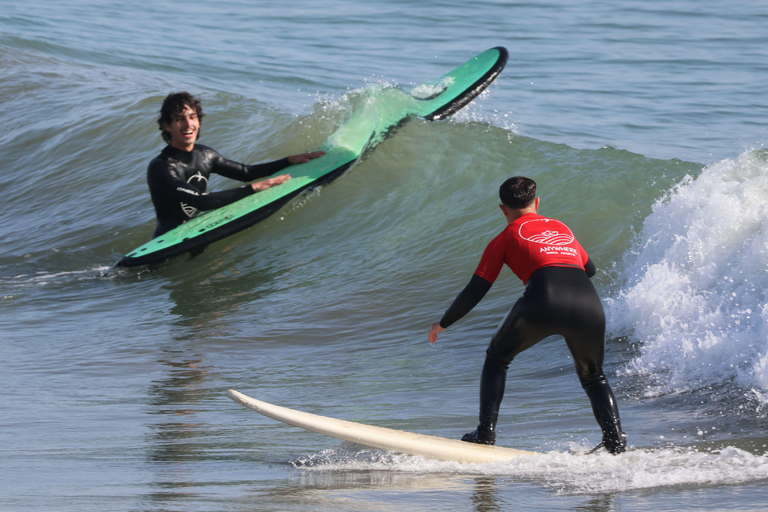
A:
[293,442,768,494]
[3,267,110,286]
[410,76,453,100]
[606,149,768,405]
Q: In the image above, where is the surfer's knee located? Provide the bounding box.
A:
[570,340,605,386]
[577,369,607,389]
[485,346,513,369]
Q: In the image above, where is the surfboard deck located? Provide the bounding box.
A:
[227,389,538,464]
[116,47,508,268]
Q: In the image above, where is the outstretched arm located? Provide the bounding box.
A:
[245,151,325,192]
[245,151,325,179]
[250,174,291,192]
[287,150,325,164]
[214,151,326,182]
[428,274,493,343]
[148,158,255,213]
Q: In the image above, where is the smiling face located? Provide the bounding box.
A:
[157,92,205,148]
[163,105,200,151]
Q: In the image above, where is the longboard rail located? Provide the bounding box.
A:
[228,389,538,464]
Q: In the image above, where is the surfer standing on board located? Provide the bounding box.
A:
[147,92,324,237]
[428,176,627,454]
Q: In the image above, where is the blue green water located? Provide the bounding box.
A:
[1,1,767,511]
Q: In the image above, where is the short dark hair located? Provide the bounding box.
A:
[499,176,537,209]
[158,92,204,144]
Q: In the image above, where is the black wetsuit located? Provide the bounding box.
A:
[440,224,626,453]
[147,144,291,237]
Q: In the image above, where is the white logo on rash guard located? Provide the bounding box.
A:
[180,172,209,219]
[181,202,198,218]
[518,218,575,245]
[188,172,208,189]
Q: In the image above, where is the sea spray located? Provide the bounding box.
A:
[293,443,768,494]
[607,149,768,409]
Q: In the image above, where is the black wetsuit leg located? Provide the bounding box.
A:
[477,266,626,453]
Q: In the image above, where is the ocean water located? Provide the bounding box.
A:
[1,1,768,511]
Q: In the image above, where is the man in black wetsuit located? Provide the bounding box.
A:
[428,176,627,454]
[147,92,325,237]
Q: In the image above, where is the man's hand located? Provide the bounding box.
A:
[287,151,325,164]
[428,321,445,344]
[251,174,291,192]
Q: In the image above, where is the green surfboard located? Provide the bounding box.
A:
[116,47,508,268]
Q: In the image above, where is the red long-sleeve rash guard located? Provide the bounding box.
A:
[439,213,593,329]
[475,213,590,285]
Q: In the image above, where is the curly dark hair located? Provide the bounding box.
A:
[499,176,537,209]
[158,92,204,144]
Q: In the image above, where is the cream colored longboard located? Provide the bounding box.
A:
[227,389,538,464]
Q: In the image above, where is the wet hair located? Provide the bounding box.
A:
[499,176,537,209]
[157,92,204,144]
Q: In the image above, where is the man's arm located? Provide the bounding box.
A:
[250,174,291,191]
[172,182,254,211]
[429,274,493,343]
[149,159,255,213]
[214,151,326,181]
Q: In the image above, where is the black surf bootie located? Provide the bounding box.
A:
[582,377,627,455]
[590,431,628,455]
[461,424,496,445]
[604,430,628,454]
